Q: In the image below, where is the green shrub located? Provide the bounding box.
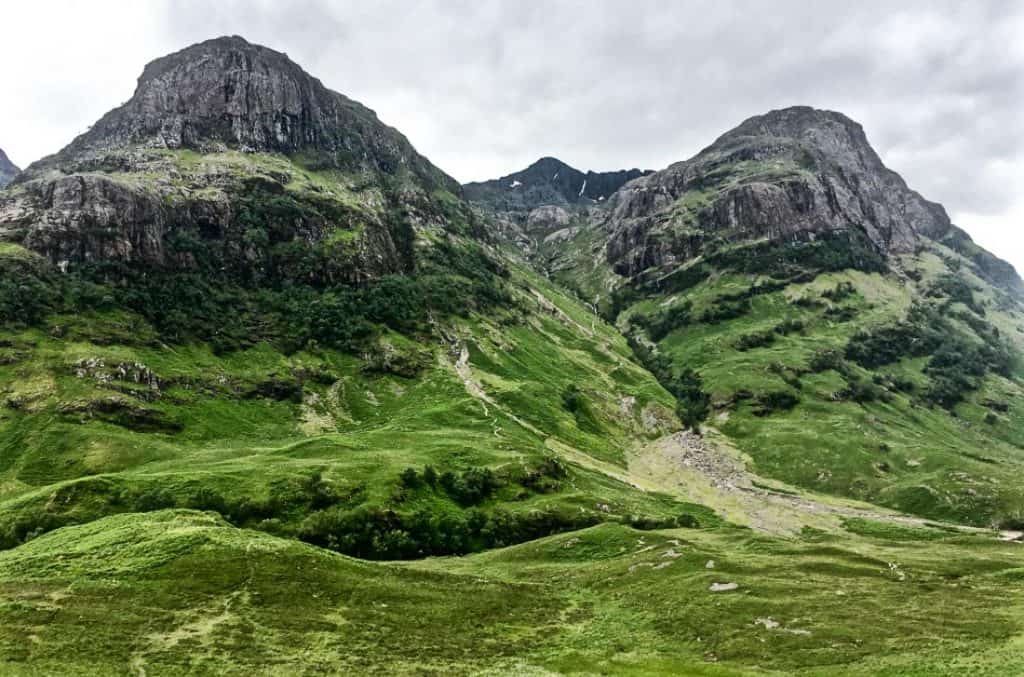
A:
[752,390,800,416]
[734,330,775,351]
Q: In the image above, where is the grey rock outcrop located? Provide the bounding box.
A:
[0,148,19,188]
[0,36,469,280]
[604,107,956,279]
[42,36,454,191]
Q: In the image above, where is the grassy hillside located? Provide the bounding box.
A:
[3,224,1024,673]
[3,510,1024,675]
[0,236,707,562]
[543,219,1024,527]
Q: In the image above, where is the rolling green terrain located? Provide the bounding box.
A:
[3,511,1024,675]
[1,38,1023,676]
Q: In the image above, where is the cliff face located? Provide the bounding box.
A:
[603,107,963,280]
[0,148,18,188]
[46,36,455,190]
[0,36,469,280]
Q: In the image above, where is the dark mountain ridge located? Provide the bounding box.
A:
[464,156,649,214]
[0,148,18,188]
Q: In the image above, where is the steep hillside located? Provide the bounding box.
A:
[0,37,707,563]
[0,148,18,188]
[530,107,1024,526]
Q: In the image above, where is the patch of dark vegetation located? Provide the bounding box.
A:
[627,336,710,430]
[821,281,857,302]
[734,330,775,352]
[642,263,711,297]
[832,376,889,404]
[752,390,800,416]
[807,349,848,374]
[705,230,888,279]
[767,362,803,390]
[927,273,983,315]
[0,251,61,327]
[823,305,858,322]
[699,298,750,324]
[794,295,826,310]
[0,461,709,559]
[773,318,805,336]
[839,300,1017,409]
[5,215,512,357]
[561,384,603,434]
[632,301,693,342]
[984,400,1010,413]
[56,398,183,433]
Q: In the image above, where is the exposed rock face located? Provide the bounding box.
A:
[0,36,468,279]
[0,148,19,188]
[527,205,572,232]
[604,107,957,279]
[464,157,649,217]
[44,36,453,190]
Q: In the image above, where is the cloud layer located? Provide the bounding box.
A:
[1,0,1020,271]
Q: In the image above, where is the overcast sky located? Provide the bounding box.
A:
[1,1,1021,272]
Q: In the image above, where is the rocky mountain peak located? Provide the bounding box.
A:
[704,106,889,179]
[714,106,869,147]
[42,36,453,190]
[0,37,470,276]
[0,148,19,188]
[463,157,650,222]
[602,106,973,281]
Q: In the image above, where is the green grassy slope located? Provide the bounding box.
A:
[3,510,1023,675]
[545,217,1024,527]
[0,237,705,561]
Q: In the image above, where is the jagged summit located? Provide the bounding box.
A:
[0,148,18,188]
[0,37,471,274]
[712,106,873,149]
[603,105,1021,294]
[463,156,649,215]
[34,35,454,191]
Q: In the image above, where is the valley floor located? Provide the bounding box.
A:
[2,507,1024,676]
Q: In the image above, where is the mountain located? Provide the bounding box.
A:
[0,36,466,279]
[464,157,650,257]
[464,156,649,211]
[523,106,1024,527]
[603,106,1022,295]
[464,155,647,208]
[2,41,1024,675]
[0,147,18,187]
